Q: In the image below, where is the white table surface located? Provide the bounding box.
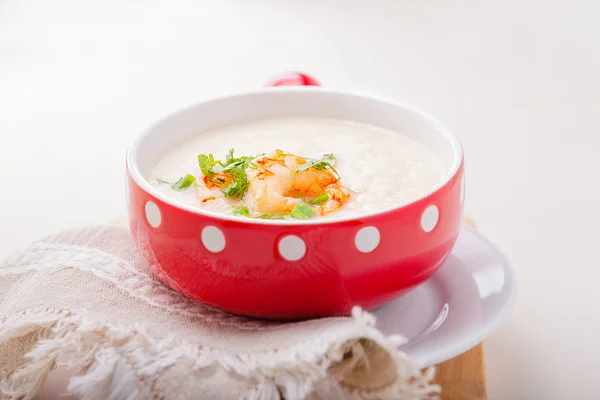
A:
[1,1,599,399]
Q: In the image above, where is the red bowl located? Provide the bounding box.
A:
[126,75,464,319]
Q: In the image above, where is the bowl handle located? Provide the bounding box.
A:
[265,72,321,87]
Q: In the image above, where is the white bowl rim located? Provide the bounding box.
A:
[127,86,464,226]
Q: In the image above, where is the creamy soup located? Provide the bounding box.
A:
[149,118,444,219]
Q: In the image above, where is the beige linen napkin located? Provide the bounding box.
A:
[0,226,438,400]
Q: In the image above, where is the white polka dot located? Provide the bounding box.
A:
[355,226,380,253]
[201,226,226,253]
[145,201,161,228]
[421,205,439,232]
[460,176,465,203]
[278,235,306,261]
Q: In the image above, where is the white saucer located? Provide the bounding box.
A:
[373,227,517,367]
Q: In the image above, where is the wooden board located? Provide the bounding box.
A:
[433,215,487,400]
[113,217,486,399]
[435,344,486,400]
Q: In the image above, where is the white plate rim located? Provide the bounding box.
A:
[382,226,517,367]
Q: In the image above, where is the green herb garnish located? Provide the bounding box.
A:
[231,207,288,220]
[223,179,246,198]
[156,178,172,185]
[197,154,216,178]
[322,153,336,164]
[258,213,288,220]
[292,153,339,179]
[290,203,316,219]
[197,149,255,199]
[171,174,196,191]
[232,206,251,217]
[226,148,235,164]
[309,193,329,205]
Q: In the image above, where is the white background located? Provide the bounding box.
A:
[1,1,599,399]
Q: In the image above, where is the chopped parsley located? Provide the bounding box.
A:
[232,206,251,217]
[171,174,196,191]
[309,193,329,205]
[223,167,249,198]
[198,149,255,199]
[231,207,287,220]
[197,154,216,178]
[290,203,317,219]
[293,153,339,179]
[226,148,235,164]
[257,213,287,220]
[322,153,336,164]
[232,203,318,220]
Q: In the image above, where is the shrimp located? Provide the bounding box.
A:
[244,150,301,214]
[320,185,351,215]
[245,150,350,215]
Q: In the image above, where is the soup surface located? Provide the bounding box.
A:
[149,118,444,219]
